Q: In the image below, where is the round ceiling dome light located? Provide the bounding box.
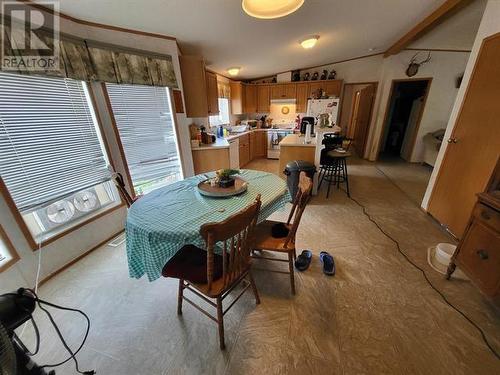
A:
[242,0,304,19]
[300,35,319,49]
[227,67,241,76]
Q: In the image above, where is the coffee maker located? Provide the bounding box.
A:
[300,116,315,135]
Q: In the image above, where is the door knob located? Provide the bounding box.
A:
[447,138,458,143]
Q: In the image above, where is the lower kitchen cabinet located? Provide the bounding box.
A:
[192,148,230,175]
[251,131,267,159]
[239,134,250,167]
[192,131,269,173]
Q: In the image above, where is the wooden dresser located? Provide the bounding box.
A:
[446,159,500,300]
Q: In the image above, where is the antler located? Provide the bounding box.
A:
[409,52,419,63]
[419,51,432,64]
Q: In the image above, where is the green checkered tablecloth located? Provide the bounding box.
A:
[126,170,291,281]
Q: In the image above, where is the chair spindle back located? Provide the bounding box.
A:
[112,172,134,207]
[200,195,262,291]
[284,172,313,248]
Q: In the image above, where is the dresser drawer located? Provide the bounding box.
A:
[456,220,500,296]
[473,202,500,230]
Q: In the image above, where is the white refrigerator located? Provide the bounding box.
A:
[306,98,340,126]
[306,98,341,195]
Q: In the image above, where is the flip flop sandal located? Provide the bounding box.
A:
[294,250,312,271]
[320,251,335,276]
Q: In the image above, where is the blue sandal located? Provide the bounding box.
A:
[295,250,312,271]
[320,251,335,276]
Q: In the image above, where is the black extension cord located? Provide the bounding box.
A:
[341,186,500,360]
[12,288,96,374]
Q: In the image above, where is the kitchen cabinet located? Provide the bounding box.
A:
[295,83,309,113]
[244,85,257,113]
[179,55,210,117]
[308,80,343,98]
[249,131,257,160]
[205,71,219,115]
[250,131,268,160]
[271,85,284,100]
[228,138,240,168]
[192,148,229,175]
[279,144,315,179]
[229,79,343,115]
[238,133,250,166]
[446,160,500,300]
[256,85,270,112]
[271,84,296,100]
[230,81,244,115]
[324,80,343,97]
[255,131,268,158]
[283,84,297,99]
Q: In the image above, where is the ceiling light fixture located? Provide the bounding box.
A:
[227,67,241,76]
[300,35,319,49]
[242,0,304,19]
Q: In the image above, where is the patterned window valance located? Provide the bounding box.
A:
[1,20,178,88]
[217,81,231,98]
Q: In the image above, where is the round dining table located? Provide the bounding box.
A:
[126,169,291,281]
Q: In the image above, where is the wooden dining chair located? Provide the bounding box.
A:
[251,172,313,295]
[162,195,262,350]
[112,172,138,207]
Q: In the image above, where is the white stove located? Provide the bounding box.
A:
[267,128,294,159]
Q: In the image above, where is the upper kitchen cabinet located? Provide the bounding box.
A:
[256,85,270,112]
[230,81,244,115]
[271,83,296,100]
[179,55,209,117]
[244,84,257,113]
[295,83,309,113]
[308,80,343,98]
[205,71,219,115]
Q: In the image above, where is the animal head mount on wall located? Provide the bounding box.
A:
[405,51,431,77]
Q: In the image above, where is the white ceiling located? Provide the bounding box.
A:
[52,0,485,79]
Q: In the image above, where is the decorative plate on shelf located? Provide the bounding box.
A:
[197,177,248,197]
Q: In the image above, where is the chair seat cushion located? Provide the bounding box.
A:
[254,220,293,252]
[327,150,351,158]
[162,244,223,284]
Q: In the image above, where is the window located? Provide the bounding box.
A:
[0,225,19,272]
[105,83,182,195]
[209,98,230,126]
[0,72,119,244]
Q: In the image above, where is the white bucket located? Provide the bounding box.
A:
[435,243,456,265]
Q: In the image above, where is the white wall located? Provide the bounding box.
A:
[0,8,194,293]
[299,50,469,161]
[300,54,383,83]
[422,0,500,209]
[366,50,470,162]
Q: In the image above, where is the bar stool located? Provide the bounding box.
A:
[318,137,352,198]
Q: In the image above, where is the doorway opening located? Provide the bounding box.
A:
[340,82,377,158]
[379,79,431,160]
[376,78,433,205]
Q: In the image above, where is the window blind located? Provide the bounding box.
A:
[105,83,181,192]
[0,72,110,212]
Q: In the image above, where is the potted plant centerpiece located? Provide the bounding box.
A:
[216,169,240,188]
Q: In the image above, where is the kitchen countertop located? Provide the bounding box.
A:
[192,128,296,150]
[279,133,317,147]
[225,128,274,140]
[192,137,229,150]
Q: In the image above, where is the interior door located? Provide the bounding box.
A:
[352,85,375,157]
[428,33,500,238]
